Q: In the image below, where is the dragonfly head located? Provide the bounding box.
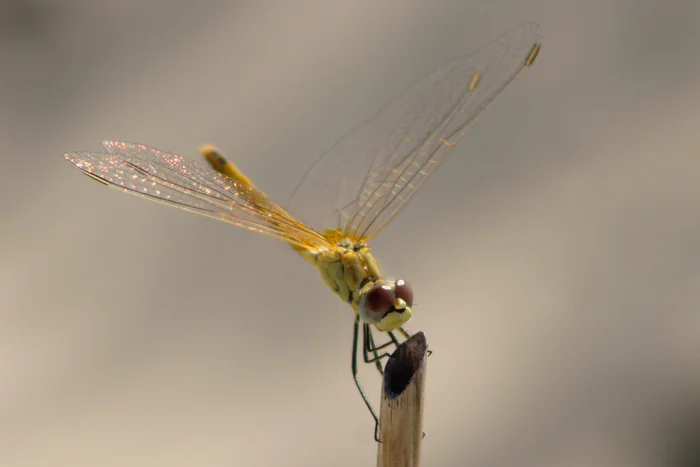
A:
[358,279,414,332]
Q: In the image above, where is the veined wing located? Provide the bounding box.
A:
[288,22,541,241]
[65,140,333,251]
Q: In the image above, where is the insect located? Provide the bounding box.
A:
[64,22,541,438]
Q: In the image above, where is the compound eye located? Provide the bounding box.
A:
[364,285,394,314]
[394,280,414,307]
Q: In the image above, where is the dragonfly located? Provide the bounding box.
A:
[64,22,541,439]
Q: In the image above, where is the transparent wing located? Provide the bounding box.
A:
[65,140,333,251]
[288,22,541,241]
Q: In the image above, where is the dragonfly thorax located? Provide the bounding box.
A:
[310,242,413,332]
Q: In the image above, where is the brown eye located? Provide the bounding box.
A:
[394,280,413,307]
[364,285,394,313]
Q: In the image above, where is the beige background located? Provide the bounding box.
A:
[1,0,699,466]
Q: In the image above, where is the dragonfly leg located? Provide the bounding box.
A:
[352,313,383,441]
[387,330,402,349]
[364,325,412,374]
[366,330,383,375]
[363,323,393,375]
[399,325,432,357]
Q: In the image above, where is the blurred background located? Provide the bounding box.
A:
[1,0,699,466]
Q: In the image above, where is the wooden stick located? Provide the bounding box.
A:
[376,331,428,467]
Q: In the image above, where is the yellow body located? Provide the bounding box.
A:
[200,146,412,332]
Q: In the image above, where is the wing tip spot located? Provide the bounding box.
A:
[84,171,109,186]
[468,72,481,91]
[524,43,541,67]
